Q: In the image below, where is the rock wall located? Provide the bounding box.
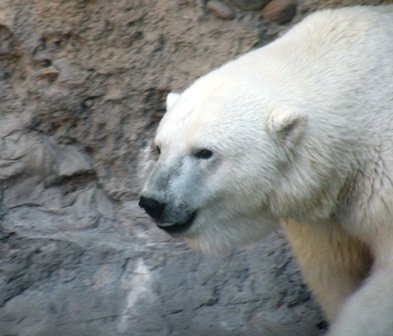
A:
[0,0,390,335]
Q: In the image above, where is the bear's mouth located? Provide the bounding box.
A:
[156,211,197,236]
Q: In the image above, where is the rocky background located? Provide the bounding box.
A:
[0,0,391,335]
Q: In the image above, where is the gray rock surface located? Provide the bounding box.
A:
[207,1,237,20]
[7,0,391,335]
[261,0,297,24]
[225,0,272,10]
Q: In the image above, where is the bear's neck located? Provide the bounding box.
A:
[269,138,393,237]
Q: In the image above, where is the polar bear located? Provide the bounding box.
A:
[139,5,393,335]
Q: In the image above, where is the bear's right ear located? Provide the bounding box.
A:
[166,92,181,110]
[266,107,307,144]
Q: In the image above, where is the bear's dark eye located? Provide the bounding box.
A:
[194,148,213,159]
[154,145,161,155]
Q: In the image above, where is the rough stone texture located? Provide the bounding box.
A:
[262,0,297,24]
[207,1,237,20]
[0,0,389,335]
[226,0,271,10]
[297,0,393,16]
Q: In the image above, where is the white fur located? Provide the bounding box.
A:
[166,92,181,110]
[142,6,393,335]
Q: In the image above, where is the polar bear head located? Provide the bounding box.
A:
[139,69,312,253]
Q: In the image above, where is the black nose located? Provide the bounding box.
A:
[139,196,166,221]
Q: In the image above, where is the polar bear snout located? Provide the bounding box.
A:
[139,194,198,236]
[155,210,197,236]
[139,196,166,221]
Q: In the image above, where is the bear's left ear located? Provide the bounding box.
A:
[166,92,181,110]
[266,107,307,144]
